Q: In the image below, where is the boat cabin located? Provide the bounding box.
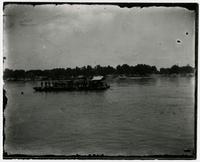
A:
[35,75,109,91]
[89,76,107,88]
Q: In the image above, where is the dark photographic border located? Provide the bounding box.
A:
[3,2,198,160]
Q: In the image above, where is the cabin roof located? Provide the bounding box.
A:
[77,75,86,79]
[91,76,104,81]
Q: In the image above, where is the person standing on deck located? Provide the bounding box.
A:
[41,81,43,87]
[45,81,47,87]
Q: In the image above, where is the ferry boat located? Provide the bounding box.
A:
[33,76,110,92]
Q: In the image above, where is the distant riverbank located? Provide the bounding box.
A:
[4,64,195,82]
[4,73,195,82]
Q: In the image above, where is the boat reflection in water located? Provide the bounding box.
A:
[33,76,110,92]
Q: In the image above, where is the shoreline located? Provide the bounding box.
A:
[3,73,195,82]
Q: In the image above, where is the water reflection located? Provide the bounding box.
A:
[115,77,158,86]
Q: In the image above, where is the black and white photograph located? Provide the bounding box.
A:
[2,2,197,159]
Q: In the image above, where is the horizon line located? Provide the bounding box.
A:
[3,63,195,71]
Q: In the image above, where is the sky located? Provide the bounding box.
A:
[3,4,196,70]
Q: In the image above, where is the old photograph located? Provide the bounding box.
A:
[3,2,197,159]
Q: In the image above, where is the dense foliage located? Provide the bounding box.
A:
[160,65,194,74]
[3,64,194,80]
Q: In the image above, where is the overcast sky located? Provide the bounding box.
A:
[4,4,195,70]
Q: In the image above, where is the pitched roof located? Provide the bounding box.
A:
[91,76,104,81]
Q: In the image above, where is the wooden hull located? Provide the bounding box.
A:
[33,86,110,92]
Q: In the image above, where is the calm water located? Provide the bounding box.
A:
[4,76,195,156]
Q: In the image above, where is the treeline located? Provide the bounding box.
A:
[160,65,194,74]
[3,64,194,80]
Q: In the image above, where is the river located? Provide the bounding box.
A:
[4,76,195,156]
